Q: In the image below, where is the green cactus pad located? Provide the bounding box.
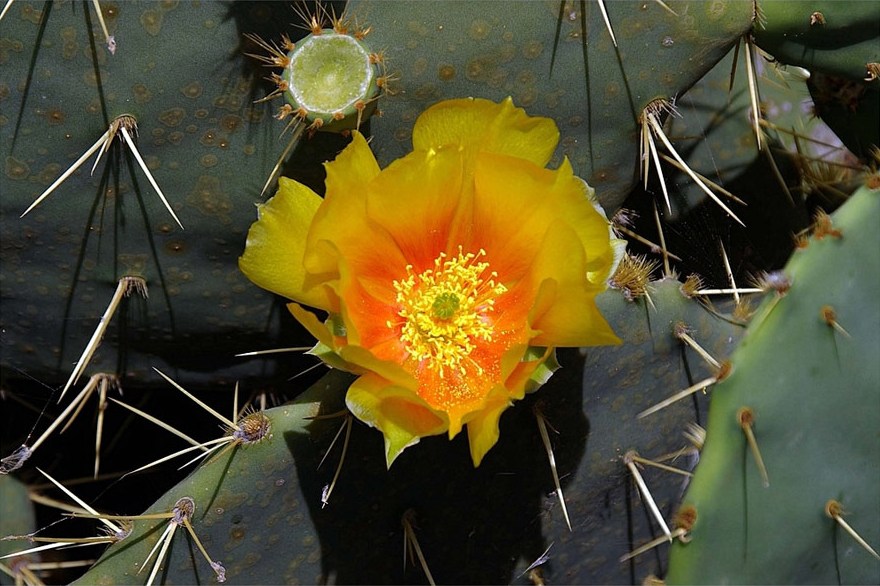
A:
[754,1,880,79]
[667,184,880,584]
[0,475,37,585]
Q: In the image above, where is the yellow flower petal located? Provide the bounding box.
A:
[413,97,559,168]
[288,301,417,389]
[465,348,556,466]
[327,131,381,187]
[288,303,335,348]
[286,303,358,374]
[238,178,332,310]
[526,223,621,347]
[304,134,408,293]
[346,373,448,467]
[338,344,416,392]
[584,188,627,282]
[464,388,511,466]
[334,252,402,347]
[471,152,614,284]
[365,145,469,268]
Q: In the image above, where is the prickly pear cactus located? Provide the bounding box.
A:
[2,0,879,584]
[667,183,880,584]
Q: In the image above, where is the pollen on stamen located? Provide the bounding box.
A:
[391,249,507,379]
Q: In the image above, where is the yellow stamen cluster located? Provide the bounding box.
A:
[390,248,507,377]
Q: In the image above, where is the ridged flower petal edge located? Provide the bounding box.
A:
[240,97,623,467]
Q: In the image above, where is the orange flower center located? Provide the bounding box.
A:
[390,248,507,378]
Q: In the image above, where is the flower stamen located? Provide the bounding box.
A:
[391,248,506,378]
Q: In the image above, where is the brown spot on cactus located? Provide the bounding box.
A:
[674,504,698,533]
[5,156,30,180]
[438,64,456,81]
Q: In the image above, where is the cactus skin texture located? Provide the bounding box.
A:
[0,1,330,386]
[0,475,36,585]
[666,184,880,584]
[75,280,743,584]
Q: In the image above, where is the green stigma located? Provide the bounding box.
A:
[432,292,460,320]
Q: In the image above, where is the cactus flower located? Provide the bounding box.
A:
[240,97,622,466]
